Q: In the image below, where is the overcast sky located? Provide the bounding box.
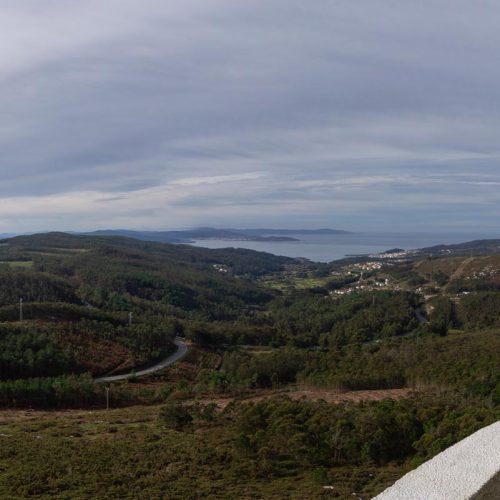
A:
[1,0,500,233]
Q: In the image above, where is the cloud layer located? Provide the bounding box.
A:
[1,1,500,232]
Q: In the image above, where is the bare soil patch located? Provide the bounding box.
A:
[196,387,413,410]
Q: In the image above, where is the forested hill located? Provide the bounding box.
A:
[1,232,293,272]
[0,232,293,318]
[0,232,295,381]
[414,238,500,258]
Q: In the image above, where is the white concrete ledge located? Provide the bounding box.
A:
[373,421,500,500]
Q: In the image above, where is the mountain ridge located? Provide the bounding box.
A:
[81,227,351,244]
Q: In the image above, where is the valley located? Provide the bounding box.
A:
[0,232,498,498]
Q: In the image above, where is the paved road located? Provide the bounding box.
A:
[415,308,428,324]
[94,337,188,383]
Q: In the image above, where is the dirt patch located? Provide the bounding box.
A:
[0,408,97,424]
[287,387,412,403]
[194,387,413,411]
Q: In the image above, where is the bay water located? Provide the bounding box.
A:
[189,232,496,262]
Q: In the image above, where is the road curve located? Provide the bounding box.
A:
[415,308,428,324]
[94,337,189,384]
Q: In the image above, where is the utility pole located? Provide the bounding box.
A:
[19,297,23,322]
[429,253,434,282]
[105,385,110,410]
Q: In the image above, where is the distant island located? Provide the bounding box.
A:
[83,227,351,244]
[234,228,352,236]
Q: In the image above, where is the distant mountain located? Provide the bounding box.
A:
[84,230,188,243]
[175,228,300,241]
[238,228,352,236]
[83,228,303,244]
[83,227,351,244]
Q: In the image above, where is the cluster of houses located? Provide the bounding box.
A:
[464,265,499,281]
[376,249,412,259]
[348,261,385,272]
[212,264,229,273]
[329,277,392,297]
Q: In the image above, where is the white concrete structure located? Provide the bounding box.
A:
[373,421,500,500]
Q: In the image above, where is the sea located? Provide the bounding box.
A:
[189,232,497,263]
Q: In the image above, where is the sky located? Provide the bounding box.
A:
[1,0,500,234]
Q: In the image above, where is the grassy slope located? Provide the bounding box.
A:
[414,255,500,286]
[0,405,407,500]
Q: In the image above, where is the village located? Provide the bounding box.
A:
[328,260,392,297]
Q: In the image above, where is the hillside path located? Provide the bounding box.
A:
[449,256,476,281]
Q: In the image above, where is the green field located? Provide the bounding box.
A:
[262,276,332,291]
[0,261,33,269]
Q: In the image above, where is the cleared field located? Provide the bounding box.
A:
[0,260,33,268]
[195,387,413,411]
[262,276,333,291]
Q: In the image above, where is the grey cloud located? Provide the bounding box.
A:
[0,1,500,231]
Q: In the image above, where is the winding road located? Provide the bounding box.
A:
[415,308,428,324]
[95,309,424,383]
[94,337,189,384]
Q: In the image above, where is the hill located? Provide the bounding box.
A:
[414,238,500,258]
[0,232,292,315]
[0,232,294,380]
